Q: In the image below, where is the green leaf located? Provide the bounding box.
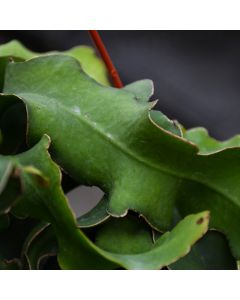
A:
[0,40,36,59]
[2,134,208,269]
[3,54,240,261]
[0,40,110,88]
[150,110,182,136]
[124,79,182,136]
[95,215,154,254]
[77,196,110,228]
[64,46,110,86]
[123,79,154,103]
[169,231,236,270]
[8,135,117,269]
[0,146,51,216]
[2,55,184,232]
[88,211,209,270]
[0,41,35,91]
[22,222,58,270]
[184,127,240,155]
[0,160,21,214]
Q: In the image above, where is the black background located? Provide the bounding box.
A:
[1,31,240,140]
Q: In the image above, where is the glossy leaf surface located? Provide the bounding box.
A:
[2,55,183,231]
[2,55,240,262]
[91,211,209,270]
[0,43,240,270]
[1,135,208,269]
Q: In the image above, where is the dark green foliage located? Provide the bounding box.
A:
[0,40,237,270]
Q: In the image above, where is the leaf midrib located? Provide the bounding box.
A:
[19,92,240,209]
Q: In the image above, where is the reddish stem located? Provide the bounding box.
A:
[89,30,123,88]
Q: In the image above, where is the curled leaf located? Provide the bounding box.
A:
[184,127,240,155]
[1,53,240,264]
[59,211,209,270]
[77,196,110,228]
[22,222,58,270]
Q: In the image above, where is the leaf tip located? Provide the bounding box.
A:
[195,211,210,231]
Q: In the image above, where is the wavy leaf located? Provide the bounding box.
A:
[124,79,182,136]
[0,40,110,88]
[89,211,209,270]
[77,196,110,228]
[0,148,50,216]
[22,222,58,270]
[150,110,182,136]
[1,55,186,232]
[2,135,208,269]
[184,127,240,155]
[123,79,154,103]
[94,215,154,254]
[2,54,240,260]
[6,135,116,269]
[64,45,110,86]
